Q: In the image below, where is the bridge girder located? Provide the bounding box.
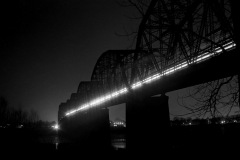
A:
[59,0,236,119]
[91,0,234,92]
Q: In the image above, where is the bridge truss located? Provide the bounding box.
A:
[59,0,236,119]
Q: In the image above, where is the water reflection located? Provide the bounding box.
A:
[111,133,126,150]
[55,143,58,150]
[38,132,126,151]
[112,138,126,150]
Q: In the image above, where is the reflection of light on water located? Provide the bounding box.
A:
[55,143,58,150]
[112,142,126,150]
[54,136,60,150]
[112,138,126,150]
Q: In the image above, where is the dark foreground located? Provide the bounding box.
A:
[0,124,240,159]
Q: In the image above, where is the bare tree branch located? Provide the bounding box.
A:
[177,75,239,119]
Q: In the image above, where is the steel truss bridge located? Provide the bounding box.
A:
[58,0,238,122]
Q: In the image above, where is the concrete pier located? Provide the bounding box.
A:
[126,94,170,154]
[59,108,111,151]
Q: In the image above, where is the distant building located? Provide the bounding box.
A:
[110,120,126,128]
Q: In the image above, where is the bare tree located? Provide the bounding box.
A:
[178,75,239,119]
[115,0,151,49]
[0,96,8,124]
[0,96,41,126]
[29,109,39,124]
[118,0,239,119]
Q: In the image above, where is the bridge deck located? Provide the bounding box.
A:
[103,48,239,108]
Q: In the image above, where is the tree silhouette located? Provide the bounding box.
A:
[0,96,40,127]
[119,0,239,119]
[0,96,8,125]
[116,0,150,49]
[178,76,239,119]
[29,109,39,124]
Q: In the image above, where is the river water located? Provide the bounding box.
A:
[37,130,126,151]
[0,128,126,156]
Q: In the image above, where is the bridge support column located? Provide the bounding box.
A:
[126,94,170,155]
[59,108,111,152]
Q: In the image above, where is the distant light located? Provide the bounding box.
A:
[221,120,225,124]
[65,87,128,116]
[17,124,23,128]
[52,124,59,130]
[64,41,236,117]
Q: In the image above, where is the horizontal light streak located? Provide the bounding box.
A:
[65,41,236,117]
[65,87,128,116]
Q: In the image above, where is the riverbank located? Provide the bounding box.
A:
[1,123,240,159]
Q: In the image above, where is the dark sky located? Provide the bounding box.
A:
[0,0,186,122]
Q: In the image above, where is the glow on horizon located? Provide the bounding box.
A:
[65,41,236,117]
[52,124,59,130]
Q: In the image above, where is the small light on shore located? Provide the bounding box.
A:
[52,124,59,130]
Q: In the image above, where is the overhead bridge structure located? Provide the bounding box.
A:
[58,0,239,152]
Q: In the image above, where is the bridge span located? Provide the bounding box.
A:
[58,0,239,153]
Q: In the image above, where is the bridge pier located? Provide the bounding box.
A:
[59,108,111,152]
[126,94,170,155]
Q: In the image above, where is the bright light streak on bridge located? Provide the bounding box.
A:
[65,41,236,117]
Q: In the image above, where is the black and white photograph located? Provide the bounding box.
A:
[0,0,239,159]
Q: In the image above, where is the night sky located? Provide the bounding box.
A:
[0,0,186,122]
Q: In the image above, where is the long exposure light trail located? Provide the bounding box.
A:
[65,41,236,117]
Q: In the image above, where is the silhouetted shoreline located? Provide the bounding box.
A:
[1,123,240,159]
